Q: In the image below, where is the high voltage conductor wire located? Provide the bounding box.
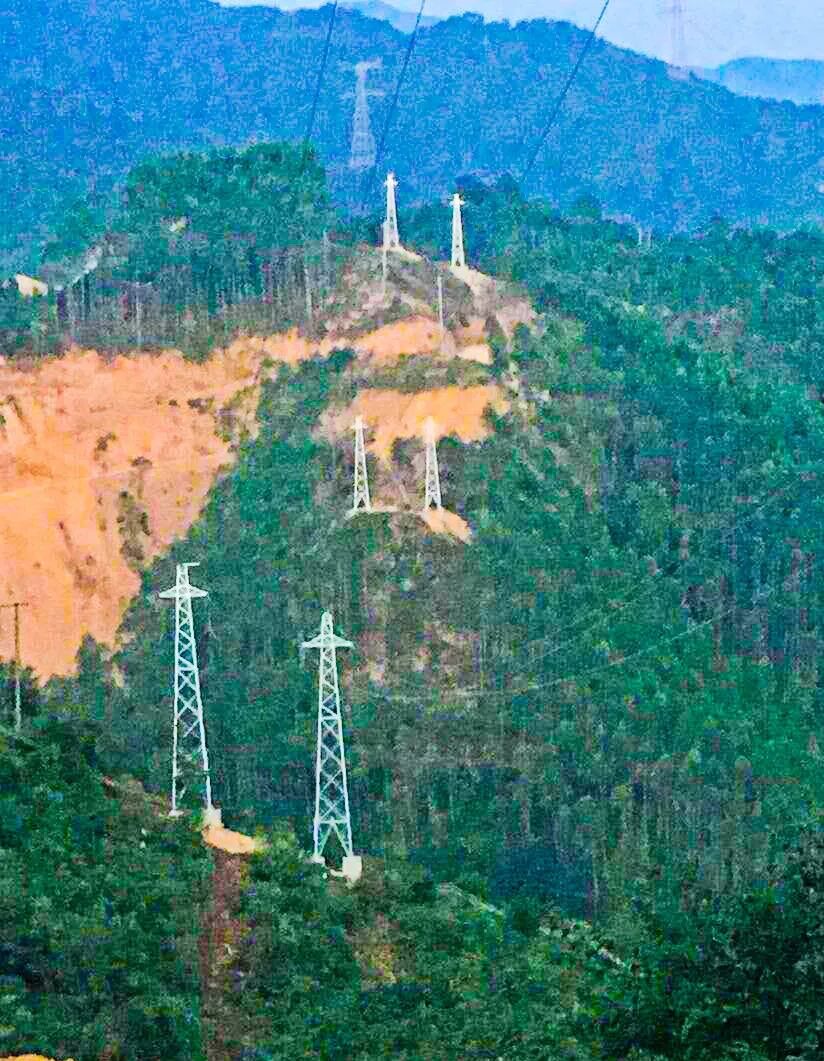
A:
[301,0,341,169]
[520,0,613,179]
[489,466,816,670]
[386,561,801,707]
[360,0,427,209]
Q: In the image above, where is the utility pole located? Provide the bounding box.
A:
[0,601,29,732]
[423,417,443,511]
[322,230,331,292]
[450,193,467,270]
[667,0,686,70]
[381,223,388,301]
[159,563,215,821]
[437,273,445,349]
[348,415,373,517]
[301,612,362,883]
[384,172,400,249]
[341,60,383,171]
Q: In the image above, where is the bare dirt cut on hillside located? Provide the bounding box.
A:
[203,822,262,855]
[0,342,273,677]
[322,385,508,465]
[319,385,508,542]
[1,1056,75,1061]
[0,245,537,677]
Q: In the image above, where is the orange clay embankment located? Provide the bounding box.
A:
[1,1056,75,1061]
[321,384,508,543]
[321,385,508,464]
[0,341,276,678]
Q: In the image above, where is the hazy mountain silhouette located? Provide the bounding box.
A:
[2,0,824,269]
[695,57,824,106]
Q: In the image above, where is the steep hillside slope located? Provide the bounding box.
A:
[3,0,824,268]
[0,245,531,677]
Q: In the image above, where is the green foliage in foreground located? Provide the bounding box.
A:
[593,827,824,1061]
[0,717,210,1061]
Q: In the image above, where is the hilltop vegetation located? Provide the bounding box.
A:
[4,0,824,270]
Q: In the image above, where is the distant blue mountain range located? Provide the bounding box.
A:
[338,0,440,33]
[3,0,824,272]
[694,58,824,106]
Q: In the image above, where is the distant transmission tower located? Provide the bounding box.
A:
[159,563,214,819]
[348,415,373,517]
[668,0,686,69]
[450,193,467,269]
[384,172,401,249]
[423,418,443,511]
[342,60,383,171]
[301,612,361,882]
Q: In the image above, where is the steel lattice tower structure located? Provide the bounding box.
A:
[384,172,400,249]
[301,612,355,863]
[342,60,383,171]
[159,563,214,818]
[349,415,372,516]
[423,418,443,511]
[668,0,686,68]
[450,193,467,269]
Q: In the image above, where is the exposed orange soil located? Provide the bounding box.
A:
[1,1056,74,1061]
[265,317,488,367]
[322,385,508,463]
[0,342,274,677]
[350,316,442,363]
[251,328,333,363]
[420,507,472,543]
[202,823,261,855]
[453,318,487,345]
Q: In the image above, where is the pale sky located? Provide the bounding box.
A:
[214,0,824,68]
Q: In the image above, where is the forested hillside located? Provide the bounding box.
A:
[3,144,824,1058]
[4,0,824,270]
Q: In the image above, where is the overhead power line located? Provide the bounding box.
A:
[361,0,427,208]
[521,0,613,180]
[301,1,341,169]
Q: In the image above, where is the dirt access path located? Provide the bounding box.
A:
[198,846,248,1061]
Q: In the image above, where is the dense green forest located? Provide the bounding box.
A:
[4,0,824,272]
[4,142,824,1057]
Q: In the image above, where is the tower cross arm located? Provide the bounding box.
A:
[302,633,354,650]
[159,586,208,599]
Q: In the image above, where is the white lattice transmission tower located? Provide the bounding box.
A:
[450,193,467,269]
[349,415,372,516]
[384,172,401,249]
[159,563,214,818]
[423,417,443,511]
[667,0,686,68]
[342,60,383,171]
[301,612,356,867]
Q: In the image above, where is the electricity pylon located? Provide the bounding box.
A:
[349,415,372,517]
[668,0,686,68]
[423,417,443,511]
[384,172,400,249]
[342,60,383,171]
[450,193,467,269]
[301,612,356,867]
[159,563,214,818]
